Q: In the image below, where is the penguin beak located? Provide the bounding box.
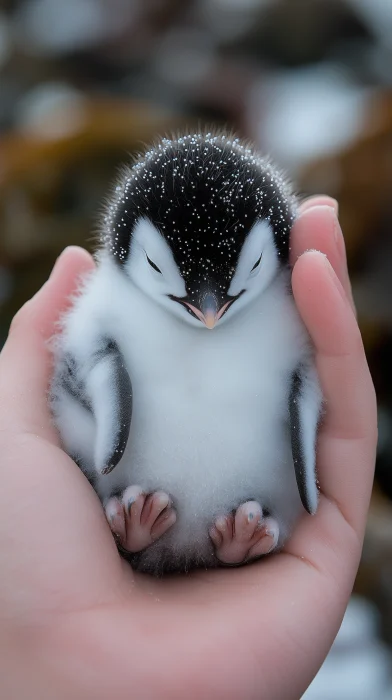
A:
[201,294,218,329]
[170,291,242,327]
[200,296,238,328]
[183,295,232,329]
[181,296,218,329]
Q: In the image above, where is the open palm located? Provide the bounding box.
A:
[0,197,376,700]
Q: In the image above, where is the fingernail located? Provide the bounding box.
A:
[321,253,346,301]
[305,196,339,215]
[318,206,340,243]
[306,205,342,252]
[332,212,345,254]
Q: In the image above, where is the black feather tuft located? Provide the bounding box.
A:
[102,132,297,299]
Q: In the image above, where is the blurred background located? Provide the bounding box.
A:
[0,0,392,695]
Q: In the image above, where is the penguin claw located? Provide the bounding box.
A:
[211,501,279,565]
[105,486,176,554]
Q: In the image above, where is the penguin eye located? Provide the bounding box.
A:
[146,254,162,274]
[251,254,262,272]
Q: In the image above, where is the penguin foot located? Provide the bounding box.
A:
[105,485,176,553]
[209,501,279,565]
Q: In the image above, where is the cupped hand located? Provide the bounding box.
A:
[0,197,377,700]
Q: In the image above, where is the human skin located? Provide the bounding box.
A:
[0,197,377,699]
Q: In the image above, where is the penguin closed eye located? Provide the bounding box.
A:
[50,132,322,576]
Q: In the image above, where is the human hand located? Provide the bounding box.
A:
[0,198,377,699]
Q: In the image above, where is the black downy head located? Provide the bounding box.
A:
[102,132,297,327]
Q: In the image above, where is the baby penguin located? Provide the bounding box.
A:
[50,133,322,575]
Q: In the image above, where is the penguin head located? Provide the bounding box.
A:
[103,133,297,329]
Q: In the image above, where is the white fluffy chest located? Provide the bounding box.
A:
[96,274,307,515]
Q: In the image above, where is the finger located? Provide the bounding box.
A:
[0,247,95,440]
[291,205,355,313]
[292,251,377,532]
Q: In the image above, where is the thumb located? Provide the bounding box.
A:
[0,247,95,441]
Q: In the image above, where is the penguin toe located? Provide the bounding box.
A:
[106,486,176,554]
[105,496,126,542]
[211,502,279,565]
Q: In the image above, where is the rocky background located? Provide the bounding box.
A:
[1,1,392,695]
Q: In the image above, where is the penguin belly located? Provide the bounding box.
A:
[98,317,304,573]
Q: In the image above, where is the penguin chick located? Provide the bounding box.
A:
[50,132,322,576]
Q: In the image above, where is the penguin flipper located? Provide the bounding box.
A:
[54,340,132,475]
[289,362,322,514]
